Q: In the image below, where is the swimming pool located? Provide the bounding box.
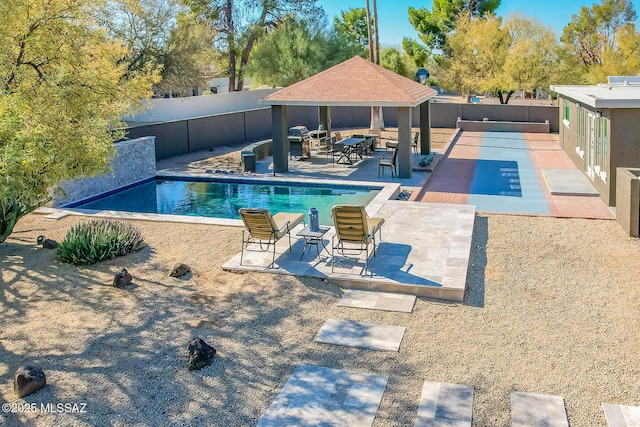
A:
[69,177,382,225]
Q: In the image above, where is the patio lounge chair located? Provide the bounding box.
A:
[239,208,305,267]
[378,146,397,177]
[331,204,385,275]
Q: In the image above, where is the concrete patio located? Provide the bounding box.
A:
[222,199,475,301]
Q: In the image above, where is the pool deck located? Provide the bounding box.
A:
[37,130,616,301]
[222,200,475,301]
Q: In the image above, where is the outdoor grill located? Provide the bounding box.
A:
[288,126,311,159]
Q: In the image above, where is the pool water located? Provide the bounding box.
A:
[71,178,381,225]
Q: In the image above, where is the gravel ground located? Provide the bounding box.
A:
[1,213,639,426]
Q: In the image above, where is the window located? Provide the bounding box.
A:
[576,105,585,158]
[563,100,571,127]
[599,118,608,181]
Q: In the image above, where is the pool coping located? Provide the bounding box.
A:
[36,173,401,225]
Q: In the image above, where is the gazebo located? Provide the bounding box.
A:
[262,56,437,178]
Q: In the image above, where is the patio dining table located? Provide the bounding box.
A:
[335,137,365,165]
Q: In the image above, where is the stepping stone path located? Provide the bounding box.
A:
[416,381,474,427]
[314,319,405,352]
[510,392,569,427]
[262,286,609,424]
[257,365,388,427]
[338,289,416,313]
[602,403,640,427]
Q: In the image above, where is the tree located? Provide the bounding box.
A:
[380,47,416,79]
[442,12,582,104]
[443,12,509,101]
[402,38,431,67]
[333,8,369,55]
[247,17,350,87]
[361,0,385,129]
[503,14,583,99]
[590,23,640,82]
[187,0,320,92]
[561,0,636,72]
[0,0,155,242]
[97,0,215,97]
[405,0,501,54]
[156,12,217,96]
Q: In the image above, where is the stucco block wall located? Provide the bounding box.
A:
[457,120,549,133]
[608,108,640,206]
[616,167,640,237]
[52,136,156,207]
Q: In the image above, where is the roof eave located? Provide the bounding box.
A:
[261,93,436,108]
[551,85,640,109]
[595,99,640,108]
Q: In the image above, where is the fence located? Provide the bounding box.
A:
[123,102,559,160]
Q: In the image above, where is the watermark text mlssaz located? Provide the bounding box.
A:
[2,402,87,413]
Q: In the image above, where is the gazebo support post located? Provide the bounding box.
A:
[419,101,431,155]
[319,106,331,137]
[272,105,289,173]
[397,107,412,179]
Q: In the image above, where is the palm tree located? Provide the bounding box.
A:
[365,0,374,62]
[370,0,384,129]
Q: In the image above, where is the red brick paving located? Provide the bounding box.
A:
[413,131,615,220]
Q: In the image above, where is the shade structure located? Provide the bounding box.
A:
[263,55,437,178]
[263,56,437,108]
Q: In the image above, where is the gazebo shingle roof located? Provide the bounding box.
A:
[262,56,437,107]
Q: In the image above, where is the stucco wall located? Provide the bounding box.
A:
[616,167,640,237]
[52,136,156,207]
[608,108,640,206]
[457,120,549,133]
[126,89,278,122]
[126,102,559,161]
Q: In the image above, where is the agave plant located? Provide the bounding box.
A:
[57,219,145,265]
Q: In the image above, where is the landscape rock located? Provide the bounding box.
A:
[170,263,191,278]
[113,268,132,288]
[36,235,58,249]
[14,365,46,398]
[187,337,216,370]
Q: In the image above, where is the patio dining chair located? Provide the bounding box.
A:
[378,146,398,177]
[331,141,345,166]
[412,131,420,156]
[238,208,305,267]
[318,136,338,163]
[331,204,385,275]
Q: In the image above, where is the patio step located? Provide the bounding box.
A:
[257,365,388,427]
[602,403,640,427]
[338,290,416,313]
[510,392,568,427]
[415,381,474,427]
[314,319,405,352]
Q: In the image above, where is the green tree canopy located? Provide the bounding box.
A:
[590,23,640,82]
[186,0,321,92]
[406,0,501,53]
[441,12,581,103]
[503,14,583,97]
[562,0,640,83]
[561,0,636,71]
[97,0,215,97]
[380,47,416,79]
[248,17,340,87]
[0,0,155,242]
[333,7,369,56]
[248,12,366,87]
[442,12,508,100]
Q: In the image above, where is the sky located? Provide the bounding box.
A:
[316,0,633,46]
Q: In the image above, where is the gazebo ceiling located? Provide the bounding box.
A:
[262,56,437,108]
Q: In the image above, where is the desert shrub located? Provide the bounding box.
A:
[57,219,145,265]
